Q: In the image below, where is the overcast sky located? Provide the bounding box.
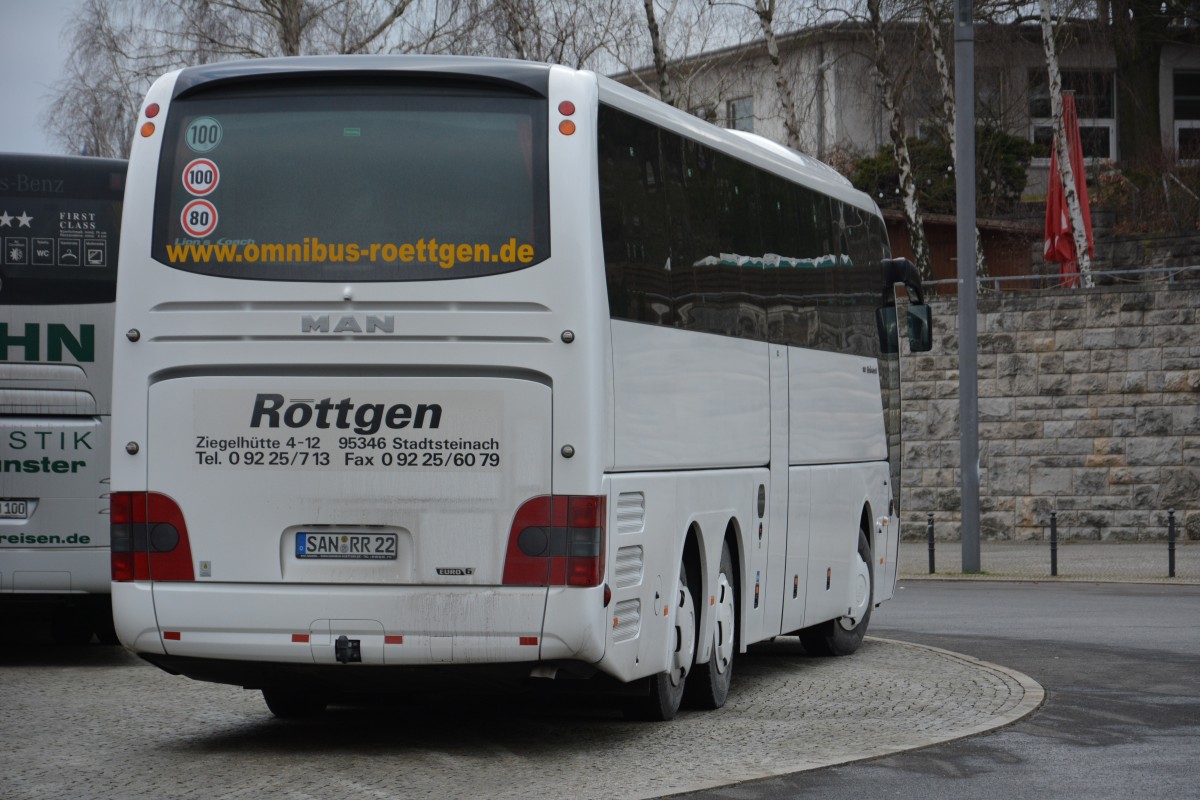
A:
[1,0,81,155]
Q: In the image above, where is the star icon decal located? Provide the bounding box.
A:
[0,211,12,227]
[16,211,33,227]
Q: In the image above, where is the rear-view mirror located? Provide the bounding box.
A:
[907,303,933,352]
[877,304,934,354]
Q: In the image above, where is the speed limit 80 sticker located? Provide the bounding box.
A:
[181,198,218,237]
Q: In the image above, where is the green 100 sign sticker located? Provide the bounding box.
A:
[186,117,223,153]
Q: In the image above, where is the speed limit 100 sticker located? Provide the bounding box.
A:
[182,158,219,196]
[181,199,218,237]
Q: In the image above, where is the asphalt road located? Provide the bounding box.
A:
[675,580,1200,800]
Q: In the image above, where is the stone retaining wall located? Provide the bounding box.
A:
[900,281,1200,542]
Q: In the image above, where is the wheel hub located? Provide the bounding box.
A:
[838,549,871,631]
[671,580,696,687]
[712,572,735,674]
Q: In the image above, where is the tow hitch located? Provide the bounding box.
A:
[334,635,361,664]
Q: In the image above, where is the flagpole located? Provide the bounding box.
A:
[955,0,981,573]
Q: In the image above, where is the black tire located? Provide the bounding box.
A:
[262,688,327,719]
[623,561,696,721]
[685,542,736,710]
[91,600,119,646]
[799,528,873,657]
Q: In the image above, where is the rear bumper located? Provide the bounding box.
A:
[117,581,608,675]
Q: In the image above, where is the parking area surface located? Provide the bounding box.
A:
[0,635,1040,800]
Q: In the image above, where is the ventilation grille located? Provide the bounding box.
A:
[616,492,645,534]
[613,545,645,590]
[612,599,641,643]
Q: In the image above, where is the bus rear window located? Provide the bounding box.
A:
[0,155,124,305]
[152,82,549,281]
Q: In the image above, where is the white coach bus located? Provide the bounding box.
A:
[111,56,931,719]
[1,153,125,643]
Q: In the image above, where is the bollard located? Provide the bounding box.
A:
[1050,511,1058,577]
[927,513,935,574]
[1168,509,1176,579]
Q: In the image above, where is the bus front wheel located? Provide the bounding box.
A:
[799,528,873,657]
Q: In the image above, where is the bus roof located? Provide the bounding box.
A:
[170,54,552,99]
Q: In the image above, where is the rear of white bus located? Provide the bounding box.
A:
[111,58,617,703]
[0,153,124,643]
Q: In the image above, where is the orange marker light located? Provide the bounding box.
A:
[140,122,156,138]
[558,120,576,136]
[145,103,160,118]
[558,100,576,116]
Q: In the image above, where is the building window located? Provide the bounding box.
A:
[1029,70,1116,163]
[1174,71,1200,161]
[727,96,754,132]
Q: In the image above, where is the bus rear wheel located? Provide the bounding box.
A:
[799,528,873,657]
[624,561,696,721]
[685,542,736,709]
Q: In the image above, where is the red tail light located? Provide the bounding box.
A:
[111,492,195,582]
[503,495,605,587]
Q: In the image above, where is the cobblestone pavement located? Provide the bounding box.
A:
[0,637,1041,800]
[899,540,1199,583]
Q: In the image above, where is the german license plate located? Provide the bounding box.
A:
[0,500,29,520]
[296,532,397,560]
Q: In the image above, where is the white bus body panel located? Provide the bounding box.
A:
[788,349,888,466]
[610,320,769,471]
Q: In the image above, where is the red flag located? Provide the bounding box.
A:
[1043,94,1094,288]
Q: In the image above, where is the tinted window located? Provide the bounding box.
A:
[0,154,124,305]
[598,105,886,356]
[153,80,548,281]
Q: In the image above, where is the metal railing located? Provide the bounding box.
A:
[923,263,1200,294]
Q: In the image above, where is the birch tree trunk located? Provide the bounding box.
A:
[1039,0,1094,287]
[642,0,676,106]
[922,0,987,277]
[868,0,932,280]
[754,0,803,150]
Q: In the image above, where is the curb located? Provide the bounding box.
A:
[653,637,1046,798]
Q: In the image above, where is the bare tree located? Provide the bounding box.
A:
[921,0,986,276]
[750,0,803,148]
[706,0,806,148]
[472,0,632,68]
[614,0,749,114]
[867,0,932,278]
[1039,0,1093,286]
[45,0,471,158]
[643,0,678,105]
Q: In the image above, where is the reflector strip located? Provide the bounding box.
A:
[292,634,309,643]
[385,635,404,645]
[163,631,181,640]
[519,637,538,646]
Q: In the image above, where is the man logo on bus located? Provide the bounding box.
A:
[249,393,442,436]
